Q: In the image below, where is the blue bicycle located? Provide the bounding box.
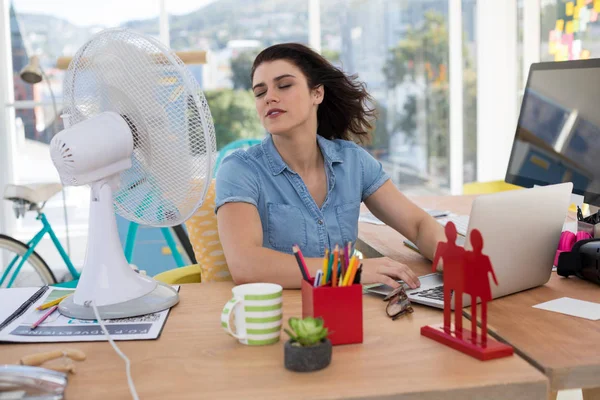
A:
[0,183,80,288]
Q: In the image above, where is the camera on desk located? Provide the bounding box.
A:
[557,211,600,285]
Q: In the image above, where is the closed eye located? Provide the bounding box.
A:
[254,91,266,98]
[279,84,291,89]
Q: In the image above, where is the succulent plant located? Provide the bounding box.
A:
[284,317,329,347]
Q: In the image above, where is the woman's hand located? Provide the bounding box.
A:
[360,257,421,289]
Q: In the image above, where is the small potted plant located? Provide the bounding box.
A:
[284,317,332,372]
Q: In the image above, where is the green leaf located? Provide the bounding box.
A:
[288,317,300,333]
[284,328,298,342]
[286,316,329,346]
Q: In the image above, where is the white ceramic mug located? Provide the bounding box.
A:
[221,283,283,346]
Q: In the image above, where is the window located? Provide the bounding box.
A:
[331,0,477,194]
[8,1,159,273]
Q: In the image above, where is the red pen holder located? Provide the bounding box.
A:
[301,279,363,346]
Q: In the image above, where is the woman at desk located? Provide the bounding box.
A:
[215,43,445,289]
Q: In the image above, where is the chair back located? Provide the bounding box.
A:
[185,179,232,282]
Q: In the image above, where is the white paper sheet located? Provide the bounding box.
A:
[0,286,178,343]
[359,209,450,226]
[532,297,600,320]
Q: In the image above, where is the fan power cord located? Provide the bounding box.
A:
[88,301,139,400]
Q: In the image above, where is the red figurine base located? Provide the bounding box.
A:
[421,323,513,361]
[421,223,513,361]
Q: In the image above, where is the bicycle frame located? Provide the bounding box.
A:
[0,212,80,288]
[124,222,186,268]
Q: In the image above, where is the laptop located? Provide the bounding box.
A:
[366,182,573,309]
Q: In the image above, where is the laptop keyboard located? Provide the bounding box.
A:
[437,215,470,236]
[414,285,445,301]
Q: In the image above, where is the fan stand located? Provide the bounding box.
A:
[58,180,179,320]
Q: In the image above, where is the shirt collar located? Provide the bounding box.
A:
[262,134,344,176]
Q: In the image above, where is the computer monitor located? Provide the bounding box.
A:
[506,59,600,206]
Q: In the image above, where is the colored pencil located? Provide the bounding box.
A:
[347,260,360,286]
[292,245,310,281]
[332,245,339,287]
[321,248,329,286]
[31,305,58,330]
[327,252,334,285]
[37,294,70,310]
[343,256,357,286]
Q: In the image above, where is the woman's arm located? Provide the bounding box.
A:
[217,202,325,288]
[217,201,422,289]
[364,180,446,261]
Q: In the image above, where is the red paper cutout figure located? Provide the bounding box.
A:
[464,229,498,345]
[431,222,465,335]
[421,226,513,361]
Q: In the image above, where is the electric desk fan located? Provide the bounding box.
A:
[50,28,216,319]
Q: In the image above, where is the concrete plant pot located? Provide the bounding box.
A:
[284,338,332,372]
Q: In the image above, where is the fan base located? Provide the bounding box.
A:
[58,281,179,320]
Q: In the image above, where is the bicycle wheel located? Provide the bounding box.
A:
[0,234,57,287]
[172,224,197,265]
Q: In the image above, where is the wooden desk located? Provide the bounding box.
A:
[357,195,600,399]
[0,283,547,399]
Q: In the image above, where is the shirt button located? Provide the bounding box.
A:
[318,219,323,225]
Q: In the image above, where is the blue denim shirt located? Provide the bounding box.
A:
[215,135,390,258]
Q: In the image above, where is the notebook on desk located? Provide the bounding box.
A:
[367,183,573,310]
[0,286,178,343]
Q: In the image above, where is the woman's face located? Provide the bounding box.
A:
[252,59,323,136]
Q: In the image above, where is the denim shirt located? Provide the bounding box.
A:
[215,134,390,258]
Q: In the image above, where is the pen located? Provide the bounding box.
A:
[353,264,363,284]
[313,270,323,287]
[0,286,48,332]
[31,305,58,330]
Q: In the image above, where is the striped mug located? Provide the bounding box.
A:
[221,283,283,346]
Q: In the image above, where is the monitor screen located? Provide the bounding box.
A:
[506,59,600,206]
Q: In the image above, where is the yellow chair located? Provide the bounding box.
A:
[153,179,232,285]
[463,180,587,214]
[154,264,202,284]
[462,180,521,195]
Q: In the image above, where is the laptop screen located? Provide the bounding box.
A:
[505,59,600,206]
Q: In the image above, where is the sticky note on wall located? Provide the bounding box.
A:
[577,0,586,6]
[556,19,565,32]
[566,20,574,34]
[580,6,590,24]
[572,40,582,59]
[555,45,569,61]
[566,1,574,15]
[595,0,600,12]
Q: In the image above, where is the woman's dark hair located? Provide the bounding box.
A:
[251,43,375,144]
